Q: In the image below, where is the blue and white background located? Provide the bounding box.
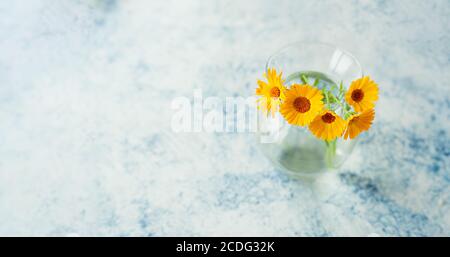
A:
[0,0,449,236]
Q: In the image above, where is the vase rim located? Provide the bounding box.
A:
[265,41,363,77]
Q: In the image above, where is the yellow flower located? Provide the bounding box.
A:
[343,109,375,140]
[345,76,379,112]
[280,84,324,126]
[256,68,286,116]
[309,110,346,141]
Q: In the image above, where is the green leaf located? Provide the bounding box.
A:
[313,78,319,87]
[331,93,339,102]
[330,83,337,91]
[300,74,308,84]
[323,89,330,108]
[326,92,337,103]
[337,81,344,98]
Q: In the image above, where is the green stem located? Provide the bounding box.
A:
[325,140,337,169]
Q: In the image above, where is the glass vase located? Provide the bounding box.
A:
[257,42,363,179]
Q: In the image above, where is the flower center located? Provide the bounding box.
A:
[351,89,364,102]
[293,97,311,113]
[270,87,281,97]
[321,113,336,123]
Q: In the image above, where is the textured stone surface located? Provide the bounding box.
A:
[0,0,448,236]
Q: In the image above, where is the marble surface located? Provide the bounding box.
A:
[0,0,449,236]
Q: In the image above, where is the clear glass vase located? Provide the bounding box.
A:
[257,42,363,179]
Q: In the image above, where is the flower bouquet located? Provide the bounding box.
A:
[256,42,379,178]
